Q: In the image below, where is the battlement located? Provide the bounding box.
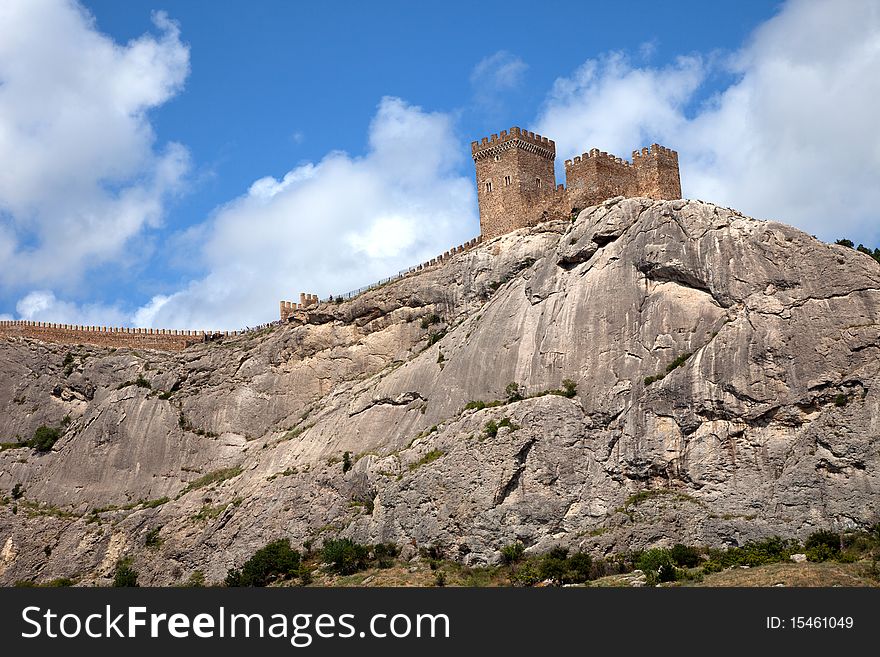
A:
[0,320,246,351]
[565,148,634,169]
[279,292,319,322]
[631,143,678,162]
[471,126,556,161]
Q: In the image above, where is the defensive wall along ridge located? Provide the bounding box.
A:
[0,320,255,352]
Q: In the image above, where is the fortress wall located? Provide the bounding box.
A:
[564,149,638,211]
[632,144,681,200]
[0,320,207,351]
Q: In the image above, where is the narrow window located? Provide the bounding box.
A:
[504,175,511,186]
[493,154,501,162]
[535,177,541,188]
[484,181,493,193]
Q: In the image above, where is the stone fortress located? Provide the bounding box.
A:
[0,127,681,351]
[472,126,680,239]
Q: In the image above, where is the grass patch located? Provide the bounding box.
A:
[408,449,444,471]
[483,417,520,439]
[0,441,26,452]
[117,375,152,390]
[179,467,243,495]
[278,423,314,443]
[266,467,299,482]
[644,352,693,386]
[192,502,230,522]
[178,412,219,438]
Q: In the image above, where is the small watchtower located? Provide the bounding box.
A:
[471,127,560,240]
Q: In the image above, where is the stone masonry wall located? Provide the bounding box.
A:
[0,321,231,352]
[632,144,681,200]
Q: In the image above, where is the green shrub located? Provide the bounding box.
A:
[46,577,74,587]
[145,527,162,549]
[806,544,837,562]
[484,419,499,438]
[225,538,302,587]
[113,558,139,587]
[184,570,206,587]
[510,562,541,587]
[805,530,840,562]
[342,451,352,473]
[833,394,848,407]
[560,379,577,398]
[420,314,441,329]
[322,538,370,575]
[805,530,840,553]
[500,542,525,565]
[636,548,674,574]
[433,570,447,587]
[117,375,152,390]
[670,543,701,567]
[539,553,569,584]
[567,551,593,583]
[665,352,693,373]
[702,536,799,573]
[658,563,678,582]
[373,543,400,569]
[11,483,24,500]
[28,426,61,452]
[505,382,524,403]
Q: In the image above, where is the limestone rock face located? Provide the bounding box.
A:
[1,197,879,585]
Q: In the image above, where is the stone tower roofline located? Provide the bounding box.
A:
[471,127,556,161]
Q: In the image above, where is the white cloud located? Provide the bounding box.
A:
[470,51,528,113]
[15,290,128,326]
[133,97,477,330]
[535,0,880,242]
[536,52,704,162]
[0,0,190,290]
[471,50,528,92]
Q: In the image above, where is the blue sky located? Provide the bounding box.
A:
[1,0,878,329]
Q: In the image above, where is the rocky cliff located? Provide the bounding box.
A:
[1,197,878,585]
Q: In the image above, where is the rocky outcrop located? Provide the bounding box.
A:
[1,197,879,585]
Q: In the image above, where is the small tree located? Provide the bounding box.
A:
[28,426,61,452]
[342,451,352,473]
[11,483,24,500]
[322,538,370,575]
[225,538,302,587]
[505,382,524,403]
[500,542,525,565]
[113,558,139,587]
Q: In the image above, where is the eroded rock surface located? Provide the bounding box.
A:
[1,198,878,585]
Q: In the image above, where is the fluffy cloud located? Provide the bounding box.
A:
[136,97,476,330]
[0,0,190,290]
[536,0,880,242]
[14,290,128,326]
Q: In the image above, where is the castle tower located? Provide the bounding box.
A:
[632,144,681,200]
[471,127,558,240]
